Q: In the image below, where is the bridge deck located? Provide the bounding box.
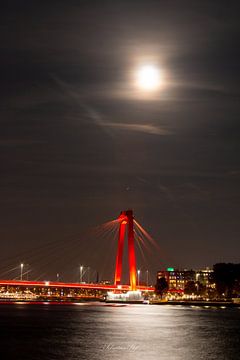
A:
[0,279,154,292]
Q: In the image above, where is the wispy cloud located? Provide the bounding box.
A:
[103,122,171,135]
[0,139,46,147]
[51,76,172,136]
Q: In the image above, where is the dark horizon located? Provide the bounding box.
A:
[1,1,240,281]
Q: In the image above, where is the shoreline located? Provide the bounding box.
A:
[0,299,239,307]
[151,300,240,307]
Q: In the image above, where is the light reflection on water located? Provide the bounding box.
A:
[0,303,239,360]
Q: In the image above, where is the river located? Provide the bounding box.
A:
[0,303,239,360]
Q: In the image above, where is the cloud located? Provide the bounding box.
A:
[0,139,46,147]
[226,170,240,177]
[102,122,171,135]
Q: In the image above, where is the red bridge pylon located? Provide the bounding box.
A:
[114,210,137,291]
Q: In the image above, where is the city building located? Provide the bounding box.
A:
[195,267,215,290]
[157,267,215,293]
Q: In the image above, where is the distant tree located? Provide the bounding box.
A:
[155,277,168,298]
[213,263,240,298]
[233,264,240,297]
[184,281,197,295]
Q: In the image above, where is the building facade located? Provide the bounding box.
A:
[157,267,214,292]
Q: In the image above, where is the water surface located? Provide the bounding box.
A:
[0,303,239,360]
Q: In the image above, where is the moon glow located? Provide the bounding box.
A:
[136,64,161,91]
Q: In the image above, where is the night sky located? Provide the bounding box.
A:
[1,1,240,282]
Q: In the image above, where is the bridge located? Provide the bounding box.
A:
[0,210,156,299]
[0,280,153,292]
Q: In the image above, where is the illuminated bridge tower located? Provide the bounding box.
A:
[114,210,137,290]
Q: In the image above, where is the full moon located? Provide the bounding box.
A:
[136,64,161,91]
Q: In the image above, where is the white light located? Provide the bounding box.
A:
[136,65,161,91]
[106,291,143,302]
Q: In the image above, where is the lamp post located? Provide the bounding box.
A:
[146,270,149,287]
[80,265,83,283]
[20,263,24,281]
[137,269,141,287]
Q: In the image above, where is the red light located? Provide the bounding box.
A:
[114,210,137,291]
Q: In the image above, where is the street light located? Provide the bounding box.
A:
[80,265,83,283]
[146,270,149,287]
[137,269,141,286]
[20,263,24,281]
